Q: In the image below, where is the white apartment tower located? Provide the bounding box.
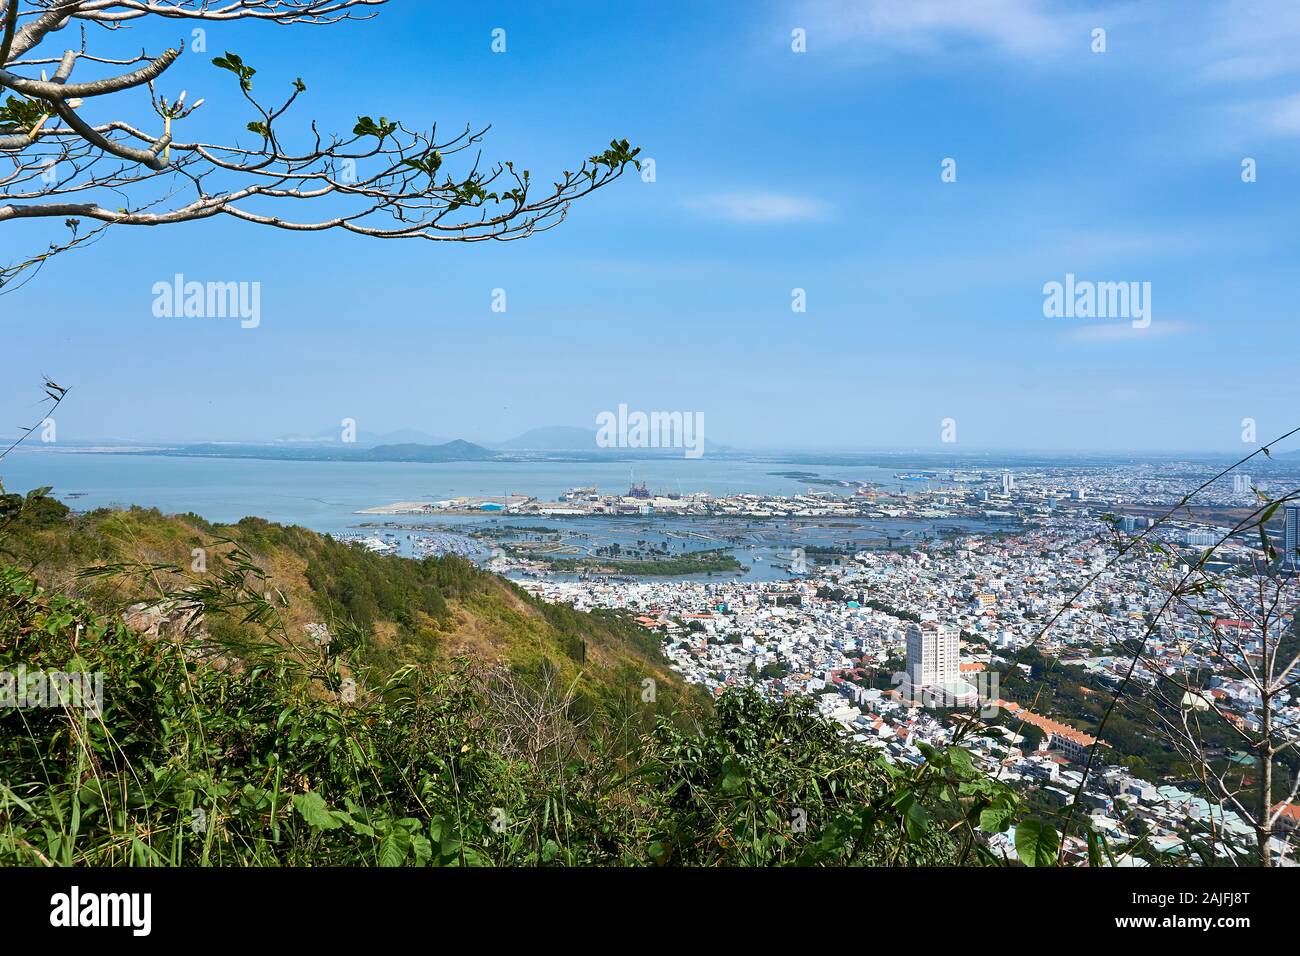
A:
[906,621,960,691]
[1286,503,1300,569]
[1001,470,1015,495]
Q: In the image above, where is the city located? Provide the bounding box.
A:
[454,464,1300,865]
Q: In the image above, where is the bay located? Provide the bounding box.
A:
[2,448,916,535]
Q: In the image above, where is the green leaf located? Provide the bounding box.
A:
[292,791,342,831]
[212,52,256,90]
[401,149,443,179]
[353,115,398,140]
[410,833,432,866]
[378,827,410,867]
[1086,828,1103,868]
[904,800,929,841]
[720,756,746,793]
[337,811,374,837]
[0,94,48,133]
[946,746,975,776]
[979,804,1014,834]
[1014,817,1059,867]
[541,839,561,863]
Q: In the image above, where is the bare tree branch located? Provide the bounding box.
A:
[0,1,640,287]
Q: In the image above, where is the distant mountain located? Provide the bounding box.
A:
[493,425,734,455]
[363,440,496,462]
[124,427,734,461]
[494,426,599,450]
[368,428,455,447]
[117,439,497,463]
[274,427,452,447]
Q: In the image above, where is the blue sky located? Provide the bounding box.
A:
[3,0,1298,452]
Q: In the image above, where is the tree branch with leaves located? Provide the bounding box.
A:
[0,0,640,290]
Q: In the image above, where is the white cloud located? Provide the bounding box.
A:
[1259,93,1300,136]
[1186,1,1300,141]
[1200,0,1300,84]
[1218,91,1300,141]
[1066,320,1191,343]
[797,0,1079,57]
[1201,53,1298,84]
[686,192,831,223]
[1055,229,1211,261]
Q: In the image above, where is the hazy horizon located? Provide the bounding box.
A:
[11,426,1300,459]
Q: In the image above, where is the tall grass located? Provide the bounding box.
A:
[0,560,978,866]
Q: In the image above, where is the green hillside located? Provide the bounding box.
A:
[0,499,693,718]
[0,491,989,867]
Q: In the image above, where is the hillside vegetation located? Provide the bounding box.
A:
[0,491,1013,866]
[1,501,691,718]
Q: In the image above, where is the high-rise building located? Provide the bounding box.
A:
[1001,470,1015,495]
[1233,474,1252,495]
[1285,504,1300,568]
[906,621,959,691]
